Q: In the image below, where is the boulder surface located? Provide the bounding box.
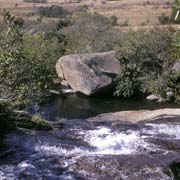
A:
[87,108,180,124]
[172,60,180,72]
[56,51,121,95]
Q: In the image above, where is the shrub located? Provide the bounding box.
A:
[38,5,69,18]
[23,0,47,3]
[114,61,142,97]
[64,12,119,53]
[56,18,71,30]
[170,31,180,59]
[158,12,172,24]
[76,5,89,12]
[121,20,129,26]
[167,71,180,102]
[31,114,52,130]
[0,11,66,105]
[109,15,118,26]
[115,28,174,98]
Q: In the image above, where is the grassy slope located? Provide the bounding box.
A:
[0,0,177,32]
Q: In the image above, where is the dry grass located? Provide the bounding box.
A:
[0,0,176,29]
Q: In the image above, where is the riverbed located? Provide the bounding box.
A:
[1,94,180,180]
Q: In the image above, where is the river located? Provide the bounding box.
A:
[1,94,180,180]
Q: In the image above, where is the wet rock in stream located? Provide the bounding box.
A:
[71,155,174,180]
[1,114,180,180]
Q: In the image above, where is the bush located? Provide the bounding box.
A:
[114,62,142,97]
[0,11,66,105]
[23,0,47,3]
[64,12,119,53]
[109,15,118,26]
[121,20,129,26]
[158,12,172,24]
[167,71,180,102]
[56,18,71,30]
[0,12,66,144]
[31,114,52,130]
[38,5,69,18]
[114,28,174,98]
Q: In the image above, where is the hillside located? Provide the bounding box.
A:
[0,0,175,30]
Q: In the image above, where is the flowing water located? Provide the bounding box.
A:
[1,94,180,180]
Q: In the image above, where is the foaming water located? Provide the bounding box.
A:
[33,126,156,156]
[1,122,180,180]
[83,127,152,155]
[144,123,180,139]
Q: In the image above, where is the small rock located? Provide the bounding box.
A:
[146,94,162,101]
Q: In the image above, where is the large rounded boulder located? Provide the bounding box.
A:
[56,51,121,95]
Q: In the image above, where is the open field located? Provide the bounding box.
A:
[0,0,177,31]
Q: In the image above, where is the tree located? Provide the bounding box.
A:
[0,11,64,105]
[0,11,25,103]
[0,11,64,143]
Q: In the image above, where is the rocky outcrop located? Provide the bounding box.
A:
[87,108,180,124]
[56,51,121,95]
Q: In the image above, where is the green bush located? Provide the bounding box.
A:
[167,71,180,103]
[114,57,142,97]
[31,114,52,130]
[115,28,174,98]
[158,12,172,25]
[38,5,69,18]
[56,18,71,30]
[121,20,129,26]
[0,12,68,145]
[109,15,118,26]
[23,0,47,3]
[0,11,65,105]
[64,12,119,53]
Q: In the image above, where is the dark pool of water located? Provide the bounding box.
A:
[35,93,180,120]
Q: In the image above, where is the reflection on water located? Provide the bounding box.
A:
[36,93,180,120]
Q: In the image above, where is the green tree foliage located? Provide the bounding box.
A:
[171,30,180,59]
[0,11,26,103]
[158,12,172,25]
[0,11,66,142]
[167,72,180,102]
[109,15,118,26]
[38,5,69,18]
[0,11,64,105]
[115,29,174,98]
[167,30,180,102]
